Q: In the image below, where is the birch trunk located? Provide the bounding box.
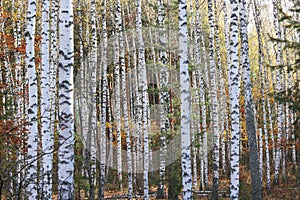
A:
[229,0,240,199]
[118,1,133,197]
[259,128,263,183]
[272,0,283,185]
[208,0,219,198]
[58,0,75,198]
[199,14,209,188]
[179,0,193,199]
[135,0,149,197]
[13,0,24,195]
[114,0,123,189]
[223,0,232,169]
[87,0,98,197]
[214,0,226,174]
[157,0,168,198]
[41,0,54,198]
[50,0,59,143]
[241,0,262,197]
[99,0,107,198]
[194,0,204,190]
[264,36,276,164]
[25,0,38,197]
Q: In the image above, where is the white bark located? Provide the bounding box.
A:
[99,0,107,198]
[41,0,53,198]
[199,15,209,189]
[263,54,271,192]
[48,4,59,196]
[272,0,283,185]
[208,0,219,198]
[87,0,97,197]
[25,0,38,197]
[114,0,123,189]
[259,128,263,183]
[118,2,133,197]
[193,0,203,190]
[263,35,276,164]
[191,72,199,191]
[157,0,168,198]
[214,0,226,175]
[128,28,139,190]
[179,0,193,199]
[229,0,240,199]
[289,71,296,171]
[50,0,59,140]
[58,0,75,198]
[224,0,232,169]
[13,0,24,194]
[135,0,149,197]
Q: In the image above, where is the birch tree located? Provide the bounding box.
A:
[58,0,75,198]
[114,0,123,191]
[120,27,133,200]
[99,0,108,198]
[41,0,54,198]
[198,8,209,188]
[208,0,219,198]
[157,0,168,198]
[49,4,59,188]
[178,0,193,199]
[86,0,98,197]
[194,0,208,190]
[213,0,226,174]
[50,0,59,139]
[117,0,133,197]
[135,0,149,197]
[13,0,25,195]
[25,0,38,197]
[272,0,284,185]
[240,0,262,199]
[224,0,232,169]
[229,0,240,199]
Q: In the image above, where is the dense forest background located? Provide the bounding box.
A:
[0,0,299,199]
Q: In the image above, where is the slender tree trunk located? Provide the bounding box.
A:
[117,1,133,197]
[198,10,209,188]
[272,0,283,185]
[99,0,107,198]
[208,0,219,198]
[25,0,38,197]
[49,0,59,174]
[240,0,262,198]
[261,39,271,192]
[263,34,276,164]
[193,0,204,191]
[229,0,240,199]
[223,0,232,171]
[58,0,75,198]
[13,0,24,195]
[41,0,53,198]
[157,0,168,198]
[214,0,226,175]
[128,28,139,192]
[191,72,199,191]
[135,0,150,197]
[178,0,193,199]
[87,0,98,198]
[120,38,133,199]
[50,0,59,131]
[113,0,123,190]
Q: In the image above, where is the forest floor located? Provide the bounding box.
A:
[102,184,300,200]
[102,166,300,199]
